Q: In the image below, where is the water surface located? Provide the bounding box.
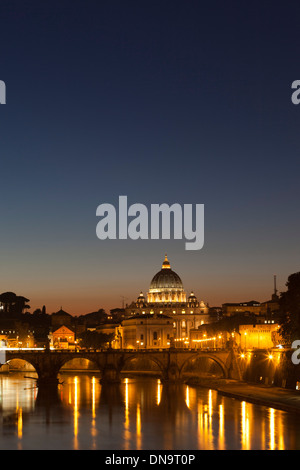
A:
[0,372,299,450]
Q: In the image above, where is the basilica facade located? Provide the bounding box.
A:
[123,255,210,347]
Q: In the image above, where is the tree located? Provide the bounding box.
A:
[78,330,114,349]
[279,272,300,345]
[0,292,30,316]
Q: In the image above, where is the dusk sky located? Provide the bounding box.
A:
[0,1,299,315]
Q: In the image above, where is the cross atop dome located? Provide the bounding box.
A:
[162,254,171,269]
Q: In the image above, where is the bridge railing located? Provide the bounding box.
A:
[5,346,229,354]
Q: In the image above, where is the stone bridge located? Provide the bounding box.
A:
[5,348,242,387]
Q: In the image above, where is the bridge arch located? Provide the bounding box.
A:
[180,352,229,379]
[6,351,65,384]
[58,356,100,373]
[118,353,165,377]
[6,357,38,374]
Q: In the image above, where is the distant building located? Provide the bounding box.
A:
[0,320,35,348]
[222,276,280,318]
[222,300,262,316]
[121,313,173,349]
[125,255,212,344]
[259,283,280,318]
[51,325,75,349]
[51,308,73,328]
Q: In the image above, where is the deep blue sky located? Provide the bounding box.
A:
[0,0,299,314]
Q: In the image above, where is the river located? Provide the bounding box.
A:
[0,372,299,450]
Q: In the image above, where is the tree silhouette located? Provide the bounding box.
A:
[279,272,300,345]
[0,292,30,316]
[78,330,114,349]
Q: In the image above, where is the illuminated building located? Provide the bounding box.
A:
[0,322,35,348]
[51,325,75,349]
[124,255,211,345]
[238,323,281,349]
[121,313,173,349]
[147,254,187,303]
[189,321,282,350]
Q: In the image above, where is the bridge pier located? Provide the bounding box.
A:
[36,376,60,392]
[100,364,121,384]
[161,362,183,384]
[32,352,62,389]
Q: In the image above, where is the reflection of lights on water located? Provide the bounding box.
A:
[218,404,224,449]
[196,390,214,449]
[91,376,97,448]
[74,376,78,408]
[241,401,250,450]
[240,399,283,450]
[17,407,22,439]
[74,376,79,449]
[269,408,275,450]
[123,378,131,450]
[64,375,100,448]
[185,386,190,409]
[136,403,141,433]
[92,376,96,418]
[68,381,72,405]
[208,390,212,417]
[124,378,129,428]
[5,374,292,450]
[136,403,141,449]
[16,387,23,442]
[123,378,143,449]
[156,379,162,405]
